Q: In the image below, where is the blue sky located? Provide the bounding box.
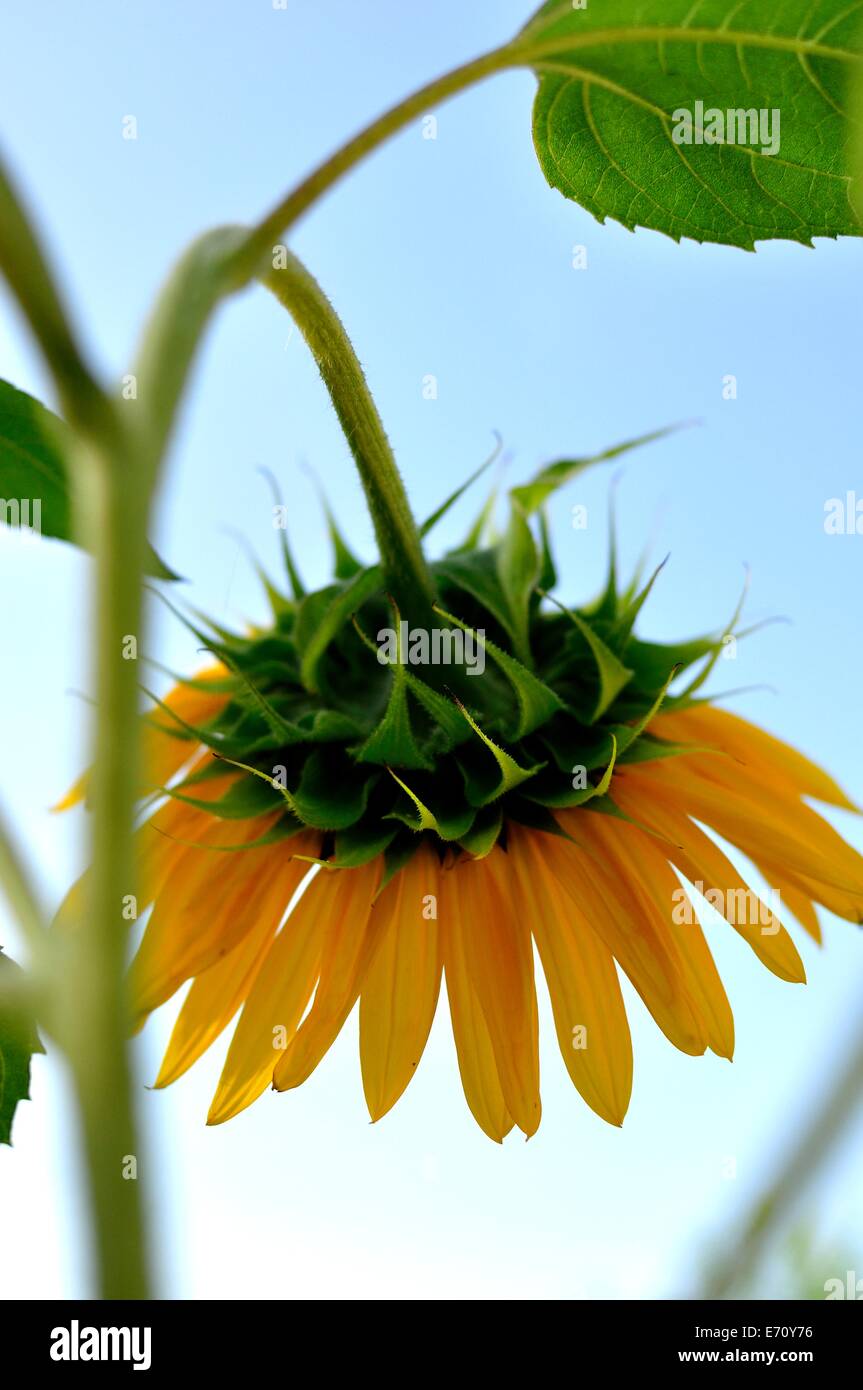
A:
[1,0,862,1298]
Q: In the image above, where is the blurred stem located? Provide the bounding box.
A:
[702,1008,863,1299]
[263,251,435,618]
[61,442,153,1299]
[0,150,152,1298]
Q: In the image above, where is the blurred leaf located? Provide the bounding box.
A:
[0,379,180,578]
[0,953,43,1146]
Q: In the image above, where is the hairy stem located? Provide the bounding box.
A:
[263,250,434,616]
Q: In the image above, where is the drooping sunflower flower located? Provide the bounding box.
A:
[57,446,863,1142]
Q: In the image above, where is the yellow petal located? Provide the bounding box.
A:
[639,758,863,898]
[54,671,230,812]
[552,814,708,1056]
[760,863,863,927]
[655,706,858,812]
[359,846,442,1122]
[207,864,338,1124]
[614,775,806,983]
[439,866,514,1143]
[507,827,632,1125]
[130,818,295,1018]
[440,850,541,1138]
[599,815,734,1059]
[52,789,223,933]
[272,859,383,1092]
[747,859,821,943]
[155,904,282,1088]
[51,771,88,813]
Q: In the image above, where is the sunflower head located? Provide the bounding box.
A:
[151,459,737,879]
[59,448,863,1141]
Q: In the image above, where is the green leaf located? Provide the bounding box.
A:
[258,467,306,598]
[536,508,557,592]
[434,548,523,643]
[297,567,382,693]
[354,607,432,770]
[617,732,705,764]
[159,773,282,820]
[542,592,633,722]
[376,836,423,899]
[455,699,543,805]
[614,555,669,644]
[450,481,500,554]
[457,803,503,858]
[386,770,477,841]
[332,823,398,867]
[524,734,617,809]
[291,752,376,830]
[613,664,680,754]
[420,435,501,538]
[433,602,563,739]
[0,380,179,578]
[402,669,473,749]
[322,497,363,580]
[675,568,750,700]
[511,427,676,514]
[0,954,44,1146]
[520,0,863,249]
[352,613,471,752]
[495,500,540,667]
[217,749,375,831]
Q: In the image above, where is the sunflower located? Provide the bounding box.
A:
[57,457,863,1142]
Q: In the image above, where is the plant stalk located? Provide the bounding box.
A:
[701,1007,863,1299]
[61,440,153,1298]
[237,46,516,275]
[263,251,434,617]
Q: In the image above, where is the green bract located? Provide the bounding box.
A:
[153,439,745,877]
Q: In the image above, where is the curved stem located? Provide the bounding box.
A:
[263,250,434,616]
[0,160,120,445]
[236,45,516,276]
[701,1008,863,1298]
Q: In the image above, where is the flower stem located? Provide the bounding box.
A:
[264,250,435,617]
[63,443,153,1298]
[0,154,153,1299]
[701,1008,863,1298]
[237,45,516,274]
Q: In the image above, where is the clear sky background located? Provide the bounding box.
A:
[1,0,862,1299]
